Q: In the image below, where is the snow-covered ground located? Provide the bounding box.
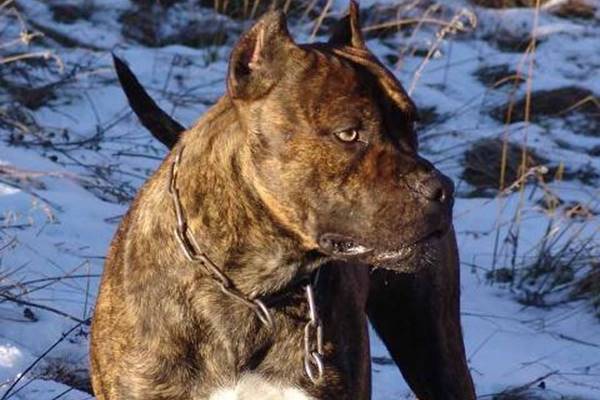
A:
[1,0,599,399]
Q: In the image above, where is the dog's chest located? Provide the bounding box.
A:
[209,374,314,400]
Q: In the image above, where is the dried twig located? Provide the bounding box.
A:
[408,9,477,94]
[0,292,90,325]
[0,319,91,400]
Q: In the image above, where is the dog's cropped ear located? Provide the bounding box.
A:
[327,1,419,151]
[228,11,295,100]
[328,0,365,49]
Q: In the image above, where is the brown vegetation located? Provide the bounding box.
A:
[462,138,547,194]
[491,87,600,136]
[471,0,551,7]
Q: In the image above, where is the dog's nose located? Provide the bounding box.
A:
[416,172,454,204]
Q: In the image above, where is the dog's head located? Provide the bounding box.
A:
[228,2,454,268]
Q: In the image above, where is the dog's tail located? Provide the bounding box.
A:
[112,54,185,149]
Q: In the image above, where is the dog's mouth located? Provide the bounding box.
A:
[318,228,446,264]
[318,233,373,257]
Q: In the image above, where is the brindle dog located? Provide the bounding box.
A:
[91,3,476,399]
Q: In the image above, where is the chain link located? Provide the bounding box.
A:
[169,146,325,384]
[168,147,273,329]
[303,282,324,384]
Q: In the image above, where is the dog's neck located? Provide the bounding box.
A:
[168,97,326,296]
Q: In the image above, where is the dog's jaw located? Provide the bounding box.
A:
[317,226,447,269]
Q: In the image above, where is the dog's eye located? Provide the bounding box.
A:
[334,129,360,143]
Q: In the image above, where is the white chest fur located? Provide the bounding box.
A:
[209,374,314,400]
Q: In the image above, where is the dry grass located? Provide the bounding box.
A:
[475,64,526,88]
[462,138,548,195]
[0,0,64,119]
[408,7,477,94]
[0,1,62,66]
[547,0,597,19]
[491,87,600,136]
[130,0,326,19]
[49,3,93,24]
[471,0,553,7]
[571,266,600,318]
[492,390,587,400]
[476,0,600,321]
[37,358,93,394]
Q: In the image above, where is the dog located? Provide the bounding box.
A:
[91,3,476,399]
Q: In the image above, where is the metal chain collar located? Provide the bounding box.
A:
[168,147,273,328]
[168,146,325,384]
[303,279,324,384]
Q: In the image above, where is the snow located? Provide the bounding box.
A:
[0,344,22,369]
[1,0,599,399]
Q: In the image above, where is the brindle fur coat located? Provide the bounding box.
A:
[91,3,476,399]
